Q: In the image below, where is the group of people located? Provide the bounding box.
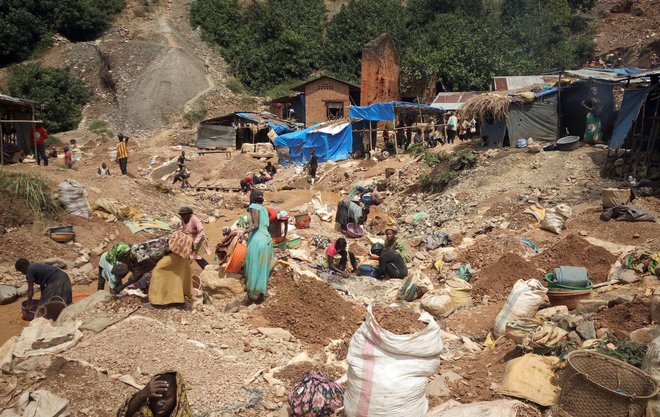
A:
[239,161,278,192]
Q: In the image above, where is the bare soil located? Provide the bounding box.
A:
[593,299,652,334]
[533,234,618,283]
[0,193,33,231]
[274,362,345,389]
[372,305,426,335]
[471,253,543,301]
[260,269,366,346]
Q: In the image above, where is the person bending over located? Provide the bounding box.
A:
[370,243,408,280]
[15,258,72,305]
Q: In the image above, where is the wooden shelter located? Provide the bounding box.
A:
[0,93,42,165]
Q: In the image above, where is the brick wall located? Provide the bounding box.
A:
[360,34,400,106]
[304,78,351,125]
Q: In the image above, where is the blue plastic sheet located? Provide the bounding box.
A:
[587,68,646,76]
[349,102,396,121]
[267,121,294,135]
[274,123,353,165]
[610,87,652,149]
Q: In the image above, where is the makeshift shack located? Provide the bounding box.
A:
[197,112,297,150]
[0,94,41,164]
[273,119,353,165]
[349,101,445,152]
[602,70,660,180]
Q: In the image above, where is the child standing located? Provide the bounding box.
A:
[64,145,73,169]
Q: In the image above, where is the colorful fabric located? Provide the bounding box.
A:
[168,230,194,259]
[107,243,131,265]
[117,372,192,417]
[148,254,192,306]
[626,251,660,276]
[116,140,129,159]
[244,203,274,299]
[387,239,413,263]
[311,235,332,249]
[131,236,170,264]
[180,215,210,260]
[99,252,122,289]
[584,111,602,143]
[288,372,344,417]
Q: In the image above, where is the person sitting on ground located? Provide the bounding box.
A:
[15,258,73,306]
[259,170,272,182]
[267,207,289,240]
[370,243,408,280]
[97,251,129,292]
[178,206,211,270]
[117,372,192,417]
[264,161,277,177]
[239,174,254,192]
[98,162,111,176]
[172,166,191,188]
[325,238,357,278]
[413,128,423,145]
[48,146,58,159]
[107,238,170,294]
[384,225,413,263]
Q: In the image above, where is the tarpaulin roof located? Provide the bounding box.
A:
[201,112,297,133]
[349,101,445,121]
[610,87,653,149]
[273,121,353,165]
[564,68,650,83]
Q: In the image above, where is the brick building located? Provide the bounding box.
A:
[360,33,400,106]
[292,75,360,126]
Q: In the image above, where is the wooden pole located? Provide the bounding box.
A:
[393,117,398,155]
[31,105,36,160]
[557,71,563,140]
[1,122,4,167]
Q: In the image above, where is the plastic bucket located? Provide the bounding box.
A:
[516,138,528,148]
[21,299,40,321]
[225,242,247,273]
[108,149,118,159]
[358,264,379,278]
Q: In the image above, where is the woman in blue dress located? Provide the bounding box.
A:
[243,189,274,303]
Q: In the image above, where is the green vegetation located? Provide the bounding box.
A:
[183,108,207,126]
[191,0,597,94]
[592,337,648,368]
[89,120,111,136]
[419,149,477,193]
[0,0,125,66]
[7,64,92,133]
[0,172,60,219]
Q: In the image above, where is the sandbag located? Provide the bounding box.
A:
[58,180,91,218]
[2,389,69,417]
[344,302,443,417]
[12,318,83,358]
[497,354,559,406]
[425,399,541,417]
[494,279,547,337]
[421,289,454,318]
[540,204,572,234]
[445,278,473,308]
[602,188,631,208]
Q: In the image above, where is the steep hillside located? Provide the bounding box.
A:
[594,0,658,65]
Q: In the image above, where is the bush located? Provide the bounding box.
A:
[7,64,92,133]
[183,109,207,126]
[419,149,476,193]
[89,120,110,135]
[0,172,60,219]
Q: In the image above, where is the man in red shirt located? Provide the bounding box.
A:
[32,123,49,166]
[240,175,254,192]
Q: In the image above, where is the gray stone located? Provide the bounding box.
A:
[618,270,640,284]
[575,299,608,314]
[608,294,635,307]
[426,371,463,397]
[553,314,584,331]
[415,252,427,261]
[567,331,582,345]
[257,327,294,341]
[212,209,221,218]
[596,328,610,339]
[630,326,657,345]
[78,262,94,276]
[262,401,279,411]
[42,257,68,269]
[440,248,458,263]
[537,306,569,320]
[0,284,18,305]
[576,321,596,340]
[74,255,90,268]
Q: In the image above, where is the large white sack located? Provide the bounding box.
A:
[58,179,90,218]
[425,399,541,417]
[344,302,443,417]
[494,279,547,337]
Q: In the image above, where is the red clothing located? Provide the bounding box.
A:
[267,208,278,222]
[242,176,253,184]
[32,127,48,146]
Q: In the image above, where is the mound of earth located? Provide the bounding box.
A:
[0,194,33,231]
[274,362,345,388]
[593,299,651,334]
[372,305,426,335]
[533,235,617,283]
[260,269,365,346]
[471,253,542,301]
[0,228,78,265]
[215,154,267,180]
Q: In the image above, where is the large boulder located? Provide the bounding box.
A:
[0,285,18,305]
[200,266,244,297]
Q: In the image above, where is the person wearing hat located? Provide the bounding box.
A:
[370,243,408,279]
[178,207,210,270]
[384,225,413,263]
[116,134,129,175]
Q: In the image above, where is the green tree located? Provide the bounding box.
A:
[407,0,483,25]
[325,0,410,83]
[189,0,241,48]
[53,0,125,42]
[7,64,92,132]
[0,0,52,65]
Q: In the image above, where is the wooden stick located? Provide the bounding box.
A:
[593,279,620,289]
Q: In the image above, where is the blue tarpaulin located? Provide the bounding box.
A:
[610,87,652,149]
[587,68,646,76]
[349,102,396,121]
[274,122,353,165]
[267,121,294,135]
[349,101,445,121]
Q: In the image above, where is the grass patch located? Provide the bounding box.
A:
[183,108,207,126]
[226,78,248,94]
[238,96,259,109]
[419,149,477,193]
[0,172,60,219]
[89,120,111,135]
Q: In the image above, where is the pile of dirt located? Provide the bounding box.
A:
[460,233,529,269]
[261,269,365,346]
[357,159,377,169]
[0,227,78,264]
[533,235,617,283]
[274,362,345,388]
[372,305,426,335]
[0,194,33,231]
[482,201,536,231]
[330,339,349,361]
[216,154,266,180]
[471,253,542,301]
[594,300,651,333]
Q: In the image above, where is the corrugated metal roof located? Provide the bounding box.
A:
[493,76,559,91]
[0,93,40,109]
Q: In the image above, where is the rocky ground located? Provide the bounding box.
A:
[0,135,659,417]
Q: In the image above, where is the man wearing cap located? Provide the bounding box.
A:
[384,225,413,263]
[178,207,210,269]
[116,134,129,175]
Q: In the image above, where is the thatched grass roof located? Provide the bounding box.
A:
[458,93,524,121]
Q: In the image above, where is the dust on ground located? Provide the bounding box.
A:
[372,305,427,335]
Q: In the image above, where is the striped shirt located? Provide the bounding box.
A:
[116,141,129,159]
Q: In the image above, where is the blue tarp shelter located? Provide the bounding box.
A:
[349,101,445,121]
[274,121,353,165]
[610,87,654,149]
